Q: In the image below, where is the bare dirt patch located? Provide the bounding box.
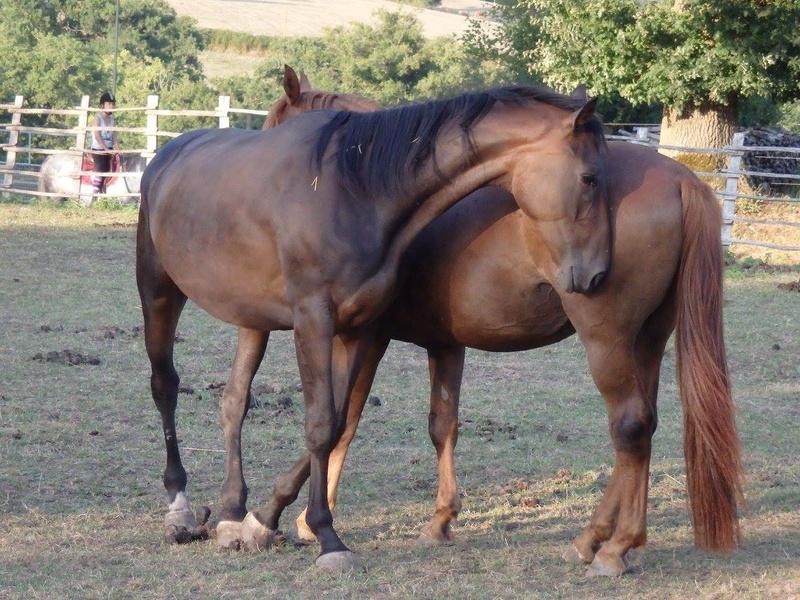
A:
[777,279,800,292]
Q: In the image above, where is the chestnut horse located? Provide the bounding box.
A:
[244,81,743,576]
[136,81,609,570]
[285,145,744,576]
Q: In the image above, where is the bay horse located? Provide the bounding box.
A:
[38,152,145,205]
[136,81,609,571]
[240,82,743,575]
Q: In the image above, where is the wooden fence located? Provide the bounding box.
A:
[1,95,799,253]
[0,94,269,201]
[608,127,800,253]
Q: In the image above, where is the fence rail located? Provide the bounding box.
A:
[2,96,799,253]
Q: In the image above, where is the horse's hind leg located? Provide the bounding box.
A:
[418,345,465,546]
[136,220,200,542]
[215,327,269,548]
[566,301,674,576]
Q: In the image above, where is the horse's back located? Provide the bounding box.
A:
[142,120,327,216]
[137,115,339,331]
[142,129,251,204]
[38,154,81,196]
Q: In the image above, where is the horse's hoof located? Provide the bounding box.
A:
[164,524,209,544]
[585,552,628,577]
[195,505,212,526]
[241,511,277,552]
[315,550,363,573]
[164,508,208,544]
[216,520,243,551]
[417,522,454,547]
[287,529,315,547]
[416,531,454,548]
[562,543,593,565]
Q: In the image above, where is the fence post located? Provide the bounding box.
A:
[721,131,745,247]
[1,95,24,194]
[634,126,650,145]
[75,95,90,154]
[217,95,231,129]
[145,95,159,163]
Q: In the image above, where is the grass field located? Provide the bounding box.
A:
[0,201,799,599]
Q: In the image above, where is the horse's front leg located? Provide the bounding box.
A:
[295,333,391,542]
[565,321,668,577]
[214,328,269,548]
[242,295,355,570]
[418,345,465,547]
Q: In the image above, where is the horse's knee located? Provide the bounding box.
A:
[610,405,656,453]
[305,412,337,454]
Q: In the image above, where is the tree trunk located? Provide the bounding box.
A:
[659,101,736,159]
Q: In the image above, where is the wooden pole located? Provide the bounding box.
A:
[145,95,159,163]
[721,131,745,247]
[1,95,23,195]
[217,95,231,129]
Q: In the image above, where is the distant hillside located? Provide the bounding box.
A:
[165,0,492,39]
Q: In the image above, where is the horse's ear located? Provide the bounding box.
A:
[298,72,312,92]
[570,85,588,102]
[571,97,598,129]
[283,64,301,104]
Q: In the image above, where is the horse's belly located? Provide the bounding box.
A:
[153,219,292,330]
[444,280,571,351]
[172,267,292,331]
[389,257,572,351]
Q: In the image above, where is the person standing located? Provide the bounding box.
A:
[90,91,120,194]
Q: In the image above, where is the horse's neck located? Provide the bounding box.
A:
[379,116,524,286]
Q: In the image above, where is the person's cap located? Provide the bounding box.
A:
[99,92,116,104]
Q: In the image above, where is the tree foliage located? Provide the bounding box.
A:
[236,10,502,107]
[0,0,204,108]
[468,0,800,122]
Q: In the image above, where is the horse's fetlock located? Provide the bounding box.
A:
[304,507,333,533]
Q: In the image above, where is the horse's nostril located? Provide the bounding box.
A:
[589,270,606,292]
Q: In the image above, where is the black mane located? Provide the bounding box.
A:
[313,85,603,198]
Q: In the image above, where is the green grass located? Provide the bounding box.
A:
[0,202,798,599]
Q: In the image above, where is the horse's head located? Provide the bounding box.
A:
[506,95,610,295]
[263,65,380,130]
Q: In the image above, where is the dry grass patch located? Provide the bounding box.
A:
[0,202,798,599]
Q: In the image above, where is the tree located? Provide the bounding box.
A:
[0,0,103,107]
[0,0,205,107]
[466,0,800,151]
[243,10,501,106]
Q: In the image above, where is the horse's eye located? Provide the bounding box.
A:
[581,173,597,188]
